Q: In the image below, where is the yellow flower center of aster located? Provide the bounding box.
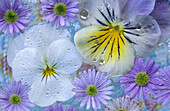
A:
[9,94,21,105]
[4,10,18,23]
[54,3,67,16]
[135,72,149,86]
[118,109,126,111]
[86,85,98,96]
[43,65,55,77]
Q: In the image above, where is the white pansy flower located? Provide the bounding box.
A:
[9,24,82,107]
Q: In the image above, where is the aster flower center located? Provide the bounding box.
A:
[9,94,21,105]
[118,109,126,111]
[43,64,55,77]
[54,3,67,16]
[4,10,18,23]
[86,85,98,96]
[135,72,149,86]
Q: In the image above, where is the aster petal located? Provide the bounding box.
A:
[162,96,170,106]
[47,39,82,74]
[94,96,101,109]
[121,0,155,20]
[125,83,136,94]
[96,95,108,105]
[149,78,164,86]
[74,25,135,76]
[124,15,161,57]
[80,96,89,107]
[12,48,45,85]
[150,0,170,43]
[130,85,139,99]
[28,75,75,107]
[87,96,91,110]
[137,86,142,101]
[143,87,150,100]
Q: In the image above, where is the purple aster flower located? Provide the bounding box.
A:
[72,69,113,110]
[150,0,170,43]
[0,80,34,111]
[120,58,164,101]
[154,66,170,109]
[41,0,79,29]
[0,0,31,37]
[104,96,141,111]
[45,103,76,111]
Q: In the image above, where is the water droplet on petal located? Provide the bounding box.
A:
[80,8,89,20]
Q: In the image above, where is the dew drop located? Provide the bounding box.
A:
[67,48,71,52]
[22,64,25,68]
[56,92,60,96]
[46,92,49,96]
[94,40,100,45]
[80,8,89,20]
[99,59,105,65]
[93,58,97,62]
[17,57,20,61]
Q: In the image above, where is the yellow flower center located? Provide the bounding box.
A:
[118,109,126,111]
[9,94,21,105]
[54,3,67,16]
[135,72,149,86]
[43,65,55,77]
[86,85,98,96]
[4,10,18,23]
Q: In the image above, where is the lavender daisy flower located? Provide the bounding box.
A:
[0,0,31,37]
[104,96,141,111]
[41,0,79,29]
[0,80,34,111]
[120,58,164,101]
[45,103,76,111]
[73,69,113,110]
[154,66,170,109]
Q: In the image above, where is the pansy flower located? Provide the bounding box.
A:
[74,0,161,76]
[0,80,34,111]
[120,58,163,101]
[154,66,170,109]
[73,69,113,110]
[0,0,31,37]
[41,0,79,29]
[104,96,141,111]
[45,103,76,111]
[8,24,82,107]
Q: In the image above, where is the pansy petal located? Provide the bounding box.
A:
[24,24,71,56]
[74,26,135,76]
[28,75,75,107]
[47,39,82,74]
[124,15,161,57]
[7,34,25,67]
[78,0,118,27]
[150,0,170,43]
[12,48,45,85]
[122,0,156,20]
